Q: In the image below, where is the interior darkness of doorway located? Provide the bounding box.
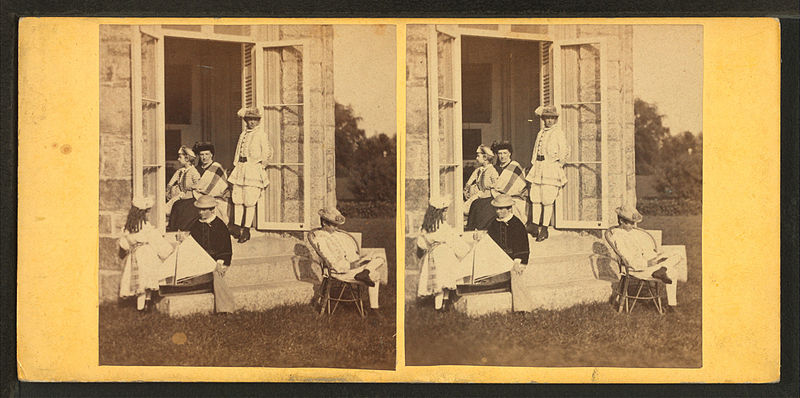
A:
[461,36,541,184]
[164,37,242,182]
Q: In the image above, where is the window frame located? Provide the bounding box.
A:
[552,37,610,229]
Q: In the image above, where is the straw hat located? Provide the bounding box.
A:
[131,196,153,210]
[194,195,217,209]
[318,207,346,225]
[490,194,514,208]
[237,107,262,119]
[615,204,643,223]
[429,195,449,210]
[535,105,559,118]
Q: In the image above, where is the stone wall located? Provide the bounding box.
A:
[405,25,431,234]
[99,25,134,301]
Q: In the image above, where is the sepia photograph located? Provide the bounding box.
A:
[97,23,397,369]
[404,23,703,367]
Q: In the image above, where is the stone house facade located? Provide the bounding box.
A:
[406,24,636,236]
[99,24,335,301]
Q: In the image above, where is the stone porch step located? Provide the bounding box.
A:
[225,254,300,287]
[512,279,614,312]
[454,292,512,317]
[156,280,315,317]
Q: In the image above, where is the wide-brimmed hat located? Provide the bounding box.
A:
[535,105,559,118]
[428,195,449,210]
[490,194,514,208]
[615,204,643,223]
[318,207,346,225]
[131,196,153,210]
[237,107,262,119]
[194,195,217,209]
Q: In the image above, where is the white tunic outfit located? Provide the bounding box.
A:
[416,223,472,297]
[228,127,272,207]
[118,222,174,298]
[526,125,569,205]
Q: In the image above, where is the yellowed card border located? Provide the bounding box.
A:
[17,17,780,383]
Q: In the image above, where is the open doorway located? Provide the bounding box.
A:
[460,36,542,184]
[163,37,242,182]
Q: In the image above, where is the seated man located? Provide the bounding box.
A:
[179,195,236,313]
[485,194,531,311]
[313,207,386,316]
[487,194,530,271]
[608,204,683,313]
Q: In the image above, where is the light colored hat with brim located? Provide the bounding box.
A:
[429,195,449,210]
[534,105,559,118]
[490,194,514,208]
[237,107,262,119]
[131,196,153,210]
[318,207,346,225]
[616,204,643,223]
[194,195,217,209]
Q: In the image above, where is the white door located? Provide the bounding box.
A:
[427,25,464,230]
[253,39,312,230]
[132,25,166,231]
[552,38,610,229]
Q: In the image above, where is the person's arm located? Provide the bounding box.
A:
[510,220,530,265]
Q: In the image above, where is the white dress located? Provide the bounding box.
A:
[118,222,174,298]
[416,223,472,297]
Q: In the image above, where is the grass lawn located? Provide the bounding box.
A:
[405,215,702,367]
[99,217,396,369]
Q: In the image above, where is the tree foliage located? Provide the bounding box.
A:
[335,102,396,202]
[634,98,671,175]
[635,98,702,201]
[335,103,366,176]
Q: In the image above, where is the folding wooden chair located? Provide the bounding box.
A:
[605,227,665,314]
[307,228,367,318]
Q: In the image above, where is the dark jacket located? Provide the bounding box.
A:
[487,215,530,264]
[189,216,232,266]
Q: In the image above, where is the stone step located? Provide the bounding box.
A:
[155,280,315,317]
[225,254,299,287]
[512,279,614,312]
[521,253,599,285]
[454,292,512,317]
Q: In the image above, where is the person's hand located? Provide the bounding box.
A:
[216,260,228,276]
[512,259,526,275]
[175,231,186,243]
[647,258,659,267]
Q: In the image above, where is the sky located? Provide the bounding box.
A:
[333,25,397,137]
[332,25,702,137]
[633,25,704,135]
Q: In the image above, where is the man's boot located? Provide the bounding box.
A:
[238,227,250,243]
[536,225,549,242]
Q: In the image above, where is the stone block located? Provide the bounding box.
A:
[99,269,122,303]
[99,236,124,270]
[99,85,132,134]
[100,134,132,178]
[225,255,300,287]
[156,293,215,317]
[516,253,598,287]
[99,213,113,235]
[234,281,315,312]
[99,178,131,211]
[454,292,512,317]
[100,41,131,83]
[511,279,613,312]
[404,178,429,213]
